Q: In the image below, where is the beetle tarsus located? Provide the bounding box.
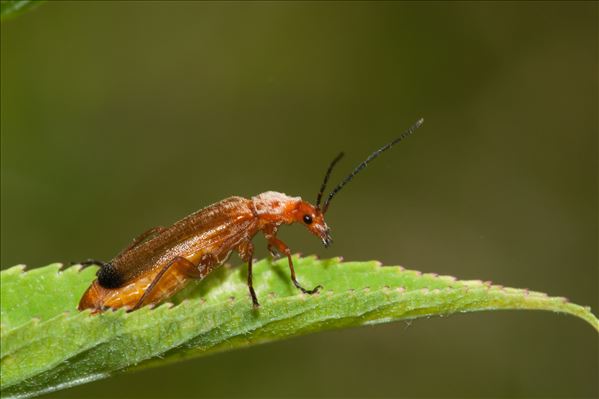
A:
[293,279,322,295]
[251,297,260,309]
[304,284,323,295]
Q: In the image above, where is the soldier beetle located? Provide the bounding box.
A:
[78,118,423,312]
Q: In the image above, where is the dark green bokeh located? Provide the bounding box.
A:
[1,1,596,398]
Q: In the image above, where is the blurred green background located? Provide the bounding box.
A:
[1,1,597,398]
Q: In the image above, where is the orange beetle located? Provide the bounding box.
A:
[78,119,423,312]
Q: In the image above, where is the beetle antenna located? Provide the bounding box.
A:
[322,118,423,213]
[316,152,344,209]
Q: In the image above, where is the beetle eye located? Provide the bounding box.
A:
[303,214,313,224]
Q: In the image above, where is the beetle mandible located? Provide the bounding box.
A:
[78,118,423,312]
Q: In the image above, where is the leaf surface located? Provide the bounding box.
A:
[1,257,597,398]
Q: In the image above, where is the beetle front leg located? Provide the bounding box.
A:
[265,234,322,295]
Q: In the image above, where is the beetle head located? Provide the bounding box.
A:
[292,201,332,247]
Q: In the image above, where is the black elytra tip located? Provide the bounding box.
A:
[97,263,123,289]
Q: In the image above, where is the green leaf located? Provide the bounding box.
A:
[1,257,597,398]
[0,0,44,22]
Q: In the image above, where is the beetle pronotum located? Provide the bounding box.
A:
[78,118,423,312]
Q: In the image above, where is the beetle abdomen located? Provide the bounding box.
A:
[79,260,193,312]
[97,263,124,288]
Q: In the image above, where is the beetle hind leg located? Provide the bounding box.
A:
[131,256,198,311]
[130,253,221,311]
[72,258,109,267]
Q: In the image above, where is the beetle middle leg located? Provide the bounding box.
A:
[265,233,322,295]
[238,240,259,307]
[266,243,281,259]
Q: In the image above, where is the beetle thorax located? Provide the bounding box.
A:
[251,191,301,223]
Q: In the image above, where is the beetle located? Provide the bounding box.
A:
[78,118,423,312]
